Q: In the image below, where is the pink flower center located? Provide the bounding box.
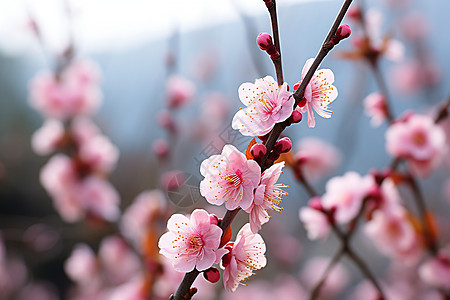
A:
[222,170,244,187]
[189,235,203,250]
[412,131,427,146]
[258,96,275,114]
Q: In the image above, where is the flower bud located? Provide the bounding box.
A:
[203,267,221,283]
[274,137,292,154]
[250,143,267,161]
[289,111,303,124]
[336,24,351,40]
[257,33,273,50]
[209,214,219,226]
[152,139,169,159]
[256,33,279,60]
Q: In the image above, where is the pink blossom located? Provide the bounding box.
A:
[64,244,99,286]
[232,76,293,136]
[222,224,267,292]
[200,145,261,211]
[98,236,141,285]
[300,257,349,297]
[120,189,166,248]
[321,172,375,224]
[28,60,102,120]
[365,9,405,62]
[363,92,388,127]
[294,59,338,128]
[31,119,64,155]
[295,137,341,181]
[390,61,441,95]
[419,250,450,289]
[166,75,196,108]
[40,154,83,222]
[106,275,146,300]
[365,205,423,264]
[244,162,287,233]
[70,117,101,145]
[386,114,446,177]
[299,205,330,240]
[78,135,119,174]
[77,176,121,222]
[158,209,227,272]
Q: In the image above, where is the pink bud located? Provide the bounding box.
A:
[309,197,323,211]
[203,267,220,283]
[256,33,279,59]
[336,24,351,40]
[347,6,362,21]
[256,33,273,50]
[157,110,176,133]
[250,143,267,160]
[274,137,292,154]
[209,214,219,226]
[152,139,169,158]
[289,111,303,124]
[161,170,185,190]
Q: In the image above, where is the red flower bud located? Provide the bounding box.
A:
[203,267,221,283]
[274,137,292,154]
[250,143,267,161]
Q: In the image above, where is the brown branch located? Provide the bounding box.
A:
[263,0,354,167]
[171,0,355,298]
[266,0,284,85]
[370,60,395,123]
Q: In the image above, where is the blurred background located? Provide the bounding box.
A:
[0,0,449,299]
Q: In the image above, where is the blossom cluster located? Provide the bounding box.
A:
[29,60,120,223]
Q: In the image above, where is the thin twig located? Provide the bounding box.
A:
[263,0,354,166]
[267,0,284,84]
[370,60,394,123]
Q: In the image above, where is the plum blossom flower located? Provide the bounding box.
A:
[244,162,287,233]
[221,224,267,292]
[120,190,166,248]
[386,114,446,177]
[78,134,119,174]
[232,76,293,136]
[299,198,330,240]
[166,75,196,108]
[29,60,102,120]
[365,205,423,264]
[294,58,338,128]
[64,244,99,287]
[158,209,227,272]
[300,257,349,297]
[419,250,450,289]
[31,119,64,155]
[321,172,375,224]
[200,145,261,211]
[363,92,388,127]
[295,137,341,181]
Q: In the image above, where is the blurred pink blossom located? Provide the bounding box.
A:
[386,114,446,177]
[322,172,375,224]
[390,61,441,95]
[98,236,141,285]
[31,119,64,155]
[419,248,450,290]
[300,256,349,297]
[299,198,330,240]
[295,137,341,181]
[106,275,146,300]
[399,12,429,41]
[200,145,261,211]
[78,176,121,222]
[365,205,423,264]
[232,76,292,136]
[158,209,226,272]
[222,224,267,292]
[79,134,119,174]
[244,162,287,233]
[364,92,388,127]
[29,60,102,120]
[65,244,100,288]
[166,75,196,109]
[120,189,166,248]
[294,58,338,128]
